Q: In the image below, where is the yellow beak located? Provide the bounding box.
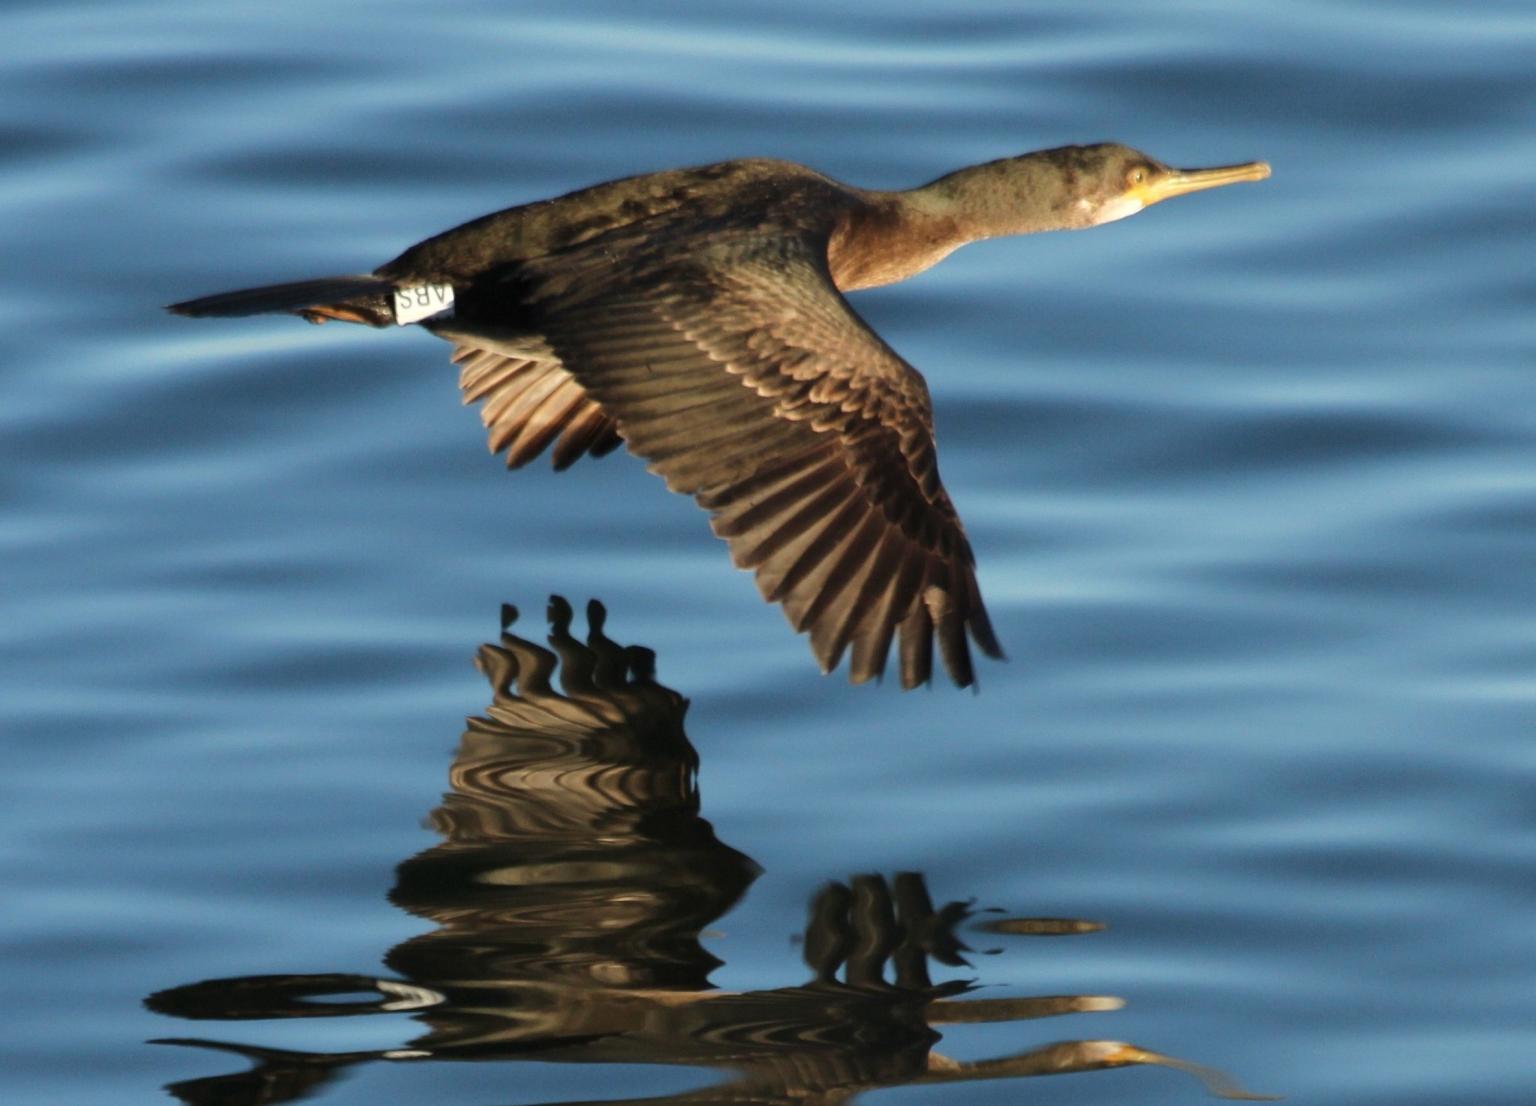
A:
[1141,160,1271,205]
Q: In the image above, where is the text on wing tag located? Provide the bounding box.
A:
[392,283,454,325]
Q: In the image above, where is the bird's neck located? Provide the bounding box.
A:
[827,190,968,292]
[827,153,1074,292]
[914,152,1079,240]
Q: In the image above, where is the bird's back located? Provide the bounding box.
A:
[378,158,853,286]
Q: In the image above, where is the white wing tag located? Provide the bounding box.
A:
[392,283,455,325]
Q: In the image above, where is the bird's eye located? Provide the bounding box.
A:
[1128,167,1146,185]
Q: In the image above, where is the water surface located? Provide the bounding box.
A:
[2,2,1533,1104]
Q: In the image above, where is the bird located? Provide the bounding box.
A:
[168,143,1269,689]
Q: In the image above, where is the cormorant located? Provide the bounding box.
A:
[169,143,1269,688]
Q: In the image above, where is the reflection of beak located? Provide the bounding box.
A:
[1140,161,1271,206]
[1093,1042,1284,1101]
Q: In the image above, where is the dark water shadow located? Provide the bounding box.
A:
[146,598,1273,1105]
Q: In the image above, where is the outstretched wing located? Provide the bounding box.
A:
[453,345,623,470]
[460,224,1001,687]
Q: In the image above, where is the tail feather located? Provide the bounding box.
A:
[166,275,396,325]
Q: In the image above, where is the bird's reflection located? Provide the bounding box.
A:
[146,599,1271,1105]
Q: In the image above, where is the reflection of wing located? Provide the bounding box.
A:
[464,224,1000,688]
[454,345,623,470]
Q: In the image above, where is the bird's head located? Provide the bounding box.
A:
[1057,143,1271,228]
[922,143,1270,240]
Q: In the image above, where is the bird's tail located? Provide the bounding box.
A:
[166,275,398,326]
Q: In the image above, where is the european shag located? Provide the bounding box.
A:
[168,144,1269,688]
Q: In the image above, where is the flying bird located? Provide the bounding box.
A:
[168,143,1269,688]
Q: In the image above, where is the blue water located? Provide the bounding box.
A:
[3,2,1533,1103]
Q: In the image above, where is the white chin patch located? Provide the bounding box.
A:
[1080,195,1145,226]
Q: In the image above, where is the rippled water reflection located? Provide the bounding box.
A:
[147,600,1273,1104]
[3,2,1534,1105]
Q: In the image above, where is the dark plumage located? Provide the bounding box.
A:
[169,144,1268,688]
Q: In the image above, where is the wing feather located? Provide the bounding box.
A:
[451,346,621,470]
[488,225,1001,686]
